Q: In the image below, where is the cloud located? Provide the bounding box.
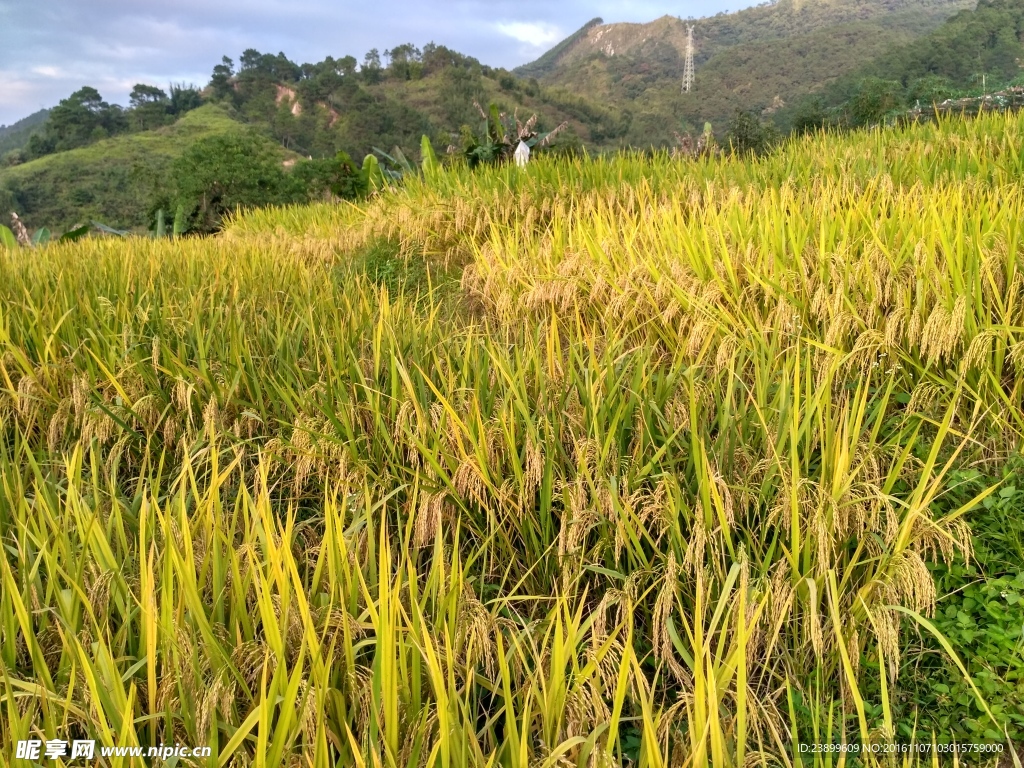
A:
[494,21,563,48]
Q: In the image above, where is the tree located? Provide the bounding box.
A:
[439,67,486,127]
[168,84,203,115]
[70,86,106,114]
[210,57,235,100]
[848,77,904,126]
[790,96,831,134]
[338,56,358,78]
[906,75,956,107]
[129,84,169,130]
[239,48,263,72]
[362,49,383,84]
[385,43,422,80]
[129,84,167,109]
[287,151,367,201]
[168,131,291,233]
[725,110,780,155]
[32,87,127,156]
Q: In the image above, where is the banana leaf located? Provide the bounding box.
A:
[0,224,16,250]
[91,221,128,237]
[59,225,91,243]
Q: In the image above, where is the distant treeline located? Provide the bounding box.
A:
[15,84,203,161]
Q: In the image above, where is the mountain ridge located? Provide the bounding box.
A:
[518,0,974,78]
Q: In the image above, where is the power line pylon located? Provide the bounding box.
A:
[682,25,695,93]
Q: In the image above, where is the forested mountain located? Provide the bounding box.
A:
[516,0,976,134]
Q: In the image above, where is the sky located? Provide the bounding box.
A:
[0,0,747,126]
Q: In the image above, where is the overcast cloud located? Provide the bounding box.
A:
[0,0,744,125]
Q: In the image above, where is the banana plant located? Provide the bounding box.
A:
[173,205,186,238]
[362,154,385,193]
[59,224,91,243]
[421,135,439,175]
[461,101,567,169]
[371,145,415,185]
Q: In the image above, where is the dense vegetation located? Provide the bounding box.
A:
[788,0,1024,128]
[0,42,612,232]
[1,111,1023,765]
[521,0,974,133]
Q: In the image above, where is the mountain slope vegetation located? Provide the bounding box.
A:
[787,0,1024,126]
[0,105,276,232]
[518,0,975,135]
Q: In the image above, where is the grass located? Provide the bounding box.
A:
[1,110,1024,766]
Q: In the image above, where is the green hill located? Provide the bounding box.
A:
[0,105,262,232]
[517,0,974,138]
[204,48,624,163]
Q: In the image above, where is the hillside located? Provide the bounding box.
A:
[0,105,266,232]
[0,47,629,233]
[517,0,974,136]
[0,109,50,159]
[210,49,624,162]
[785,0,1024,125]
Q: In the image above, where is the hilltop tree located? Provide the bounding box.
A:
[338,56,358,78]
[210,56,235,100]
[129,84,169,130]
[168,84,203,115]
[129,84,167,108]
[362,49,383,84]
[385,43,422,80]
[27,87,127,157]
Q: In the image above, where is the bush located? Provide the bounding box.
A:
[287,151,367,201]
[725,109,781,155]
[168,131,293,233]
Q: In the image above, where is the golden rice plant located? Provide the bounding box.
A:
[2,110,1023,766]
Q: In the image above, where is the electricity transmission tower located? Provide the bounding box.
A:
[682,25,695,93]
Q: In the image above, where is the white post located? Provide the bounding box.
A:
[514,140,530,167]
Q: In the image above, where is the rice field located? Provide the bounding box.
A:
[1,111,1023,766]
